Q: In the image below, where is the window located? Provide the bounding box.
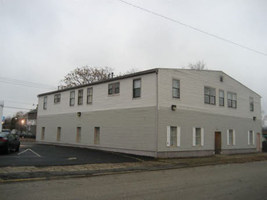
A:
[54,94,61,104]
[249,97,254,112]
[172,79,180,99]
[76,127,81,143]
[219,90,224,106]
[69,91,75,106]
[166,126,180,147]
[87,87,93,104]
[193,127,204,146]
[78,89,83,105]
[248,130,254,145]
[227,92,237,108]
[204,87,216,105]
[57,127,61,142]
[108,82,120,95]
[43,96,47,110]
[227,129,235,145]
[41,127,45,140]
[94,127,100,145]
[133,79,141,98]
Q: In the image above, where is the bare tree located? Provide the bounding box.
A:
[60,66,113,87]
[188,61,206,70]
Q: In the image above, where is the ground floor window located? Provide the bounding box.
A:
[41,127,45,140]
[248,130,254,145]
[57,127,61,142]
[94,127,100,145]
[193,127,204,146]
[76,127,81,143]
[227,129,235,145]
[166,126,180,147]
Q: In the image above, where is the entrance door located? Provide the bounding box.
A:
[215,132,221,154]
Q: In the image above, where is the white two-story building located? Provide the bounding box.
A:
[36,68,262,157]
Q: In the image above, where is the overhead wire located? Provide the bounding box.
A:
[116,0,267,57]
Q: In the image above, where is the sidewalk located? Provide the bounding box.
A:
[1,153,267,183]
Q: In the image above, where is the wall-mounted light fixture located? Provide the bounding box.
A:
[171,105,177,111]
[77,112,81,117]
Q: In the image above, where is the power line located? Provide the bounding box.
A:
[4,106,33,110]
[116,0,267,57]
[0,76,56,90]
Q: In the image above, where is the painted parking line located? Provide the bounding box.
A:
[17,148,42,157]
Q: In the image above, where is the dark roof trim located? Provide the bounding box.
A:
[38,68,158,97]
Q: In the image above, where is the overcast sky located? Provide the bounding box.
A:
[1,0,267,118]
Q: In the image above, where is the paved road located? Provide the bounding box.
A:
[0,141,151,167]
[1,161,267,200]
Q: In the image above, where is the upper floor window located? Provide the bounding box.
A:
[219,90,224,106]
[249,97,254,112]
[133,79,141,98]
[172,79,180,99]
[78,89,83,105]
[54,94,61,104]
[227,92,237,108]
[204,87,216,105]
[69,91,75,106]
[108,82,120,95]
[43,96,47,110]
[87,87,93,104]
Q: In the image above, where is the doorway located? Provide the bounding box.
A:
[215,132,222,154]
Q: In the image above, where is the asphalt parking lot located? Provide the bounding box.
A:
[0,141,152,167]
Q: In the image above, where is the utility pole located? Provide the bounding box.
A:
[0,101,4,132]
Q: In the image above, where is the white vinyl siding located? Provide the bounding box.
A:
[166,126,180,147]
[193,127,204,146]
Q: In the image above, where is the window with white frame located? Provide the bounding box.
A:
[249,97,254,112]
[166,126,180,147]
[87,87,93,104]
[227,92,237,108]
[248,130,254,145]
[219,90,224,106]
[204,87,216,105]
[43,96,47,110]
[108,82,120,95]
[133,79,141,98]
[69,91,75,106]
[172,79,180,99]
[54,94,61,104]
[193,127,204,146]
[227,129,235,145]
[78,89,83,105]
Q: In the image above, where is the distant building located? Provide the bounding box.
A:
[36,68,262,157]
[0,101,3,132]
[25,109,37,136]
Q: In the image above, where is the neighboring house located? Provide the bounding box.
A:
[0,101,3,132]
[25,109,37,136]
[36,68,262,157]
